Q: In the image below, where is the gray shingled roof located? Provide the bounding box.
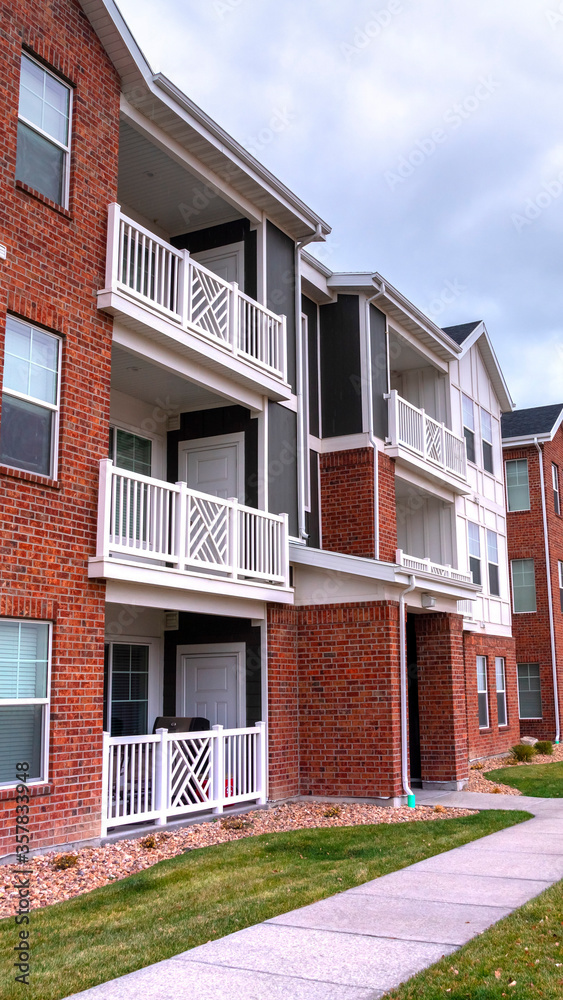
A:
[442,321,482,345]
[502,403,563,440]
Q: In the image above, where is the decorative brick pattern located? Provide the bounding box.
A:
[0,0,120,856]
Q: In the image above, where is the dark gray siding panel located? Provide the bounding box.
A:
[369,304,388,440]
[302,294,320,438]
[266,221,296,390]
[306,449,320,548]
[268,401,298,537]
[320,295,362,438]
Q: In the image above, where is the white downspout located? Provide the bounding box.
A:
[295,226,324,541]
[534,438,560,743]
[399,574,416,806]
[365,282,387,561]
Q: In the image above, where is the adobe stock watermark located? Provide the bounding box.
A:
[384,75,502,191]
[511,172,563,232]
[422,278,467,322]
[213,0,247,18]
[341,0,404,60]
[244,107,297,158]
[545,2,563,27]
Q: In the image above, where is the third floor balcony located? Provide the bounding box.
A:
[98,204,290,403]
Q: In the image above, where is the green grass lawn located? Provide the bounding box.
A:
[485,760,563,797]
[0,811,528,1000]
[387,876,563,1000]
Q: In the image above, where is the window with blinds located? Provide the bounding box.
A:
[0,621,50,784]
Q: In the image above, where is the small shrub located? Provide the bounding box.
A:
[140,834,157,849]
[220,816,252,831]
[433,804,446,813]
[53,853,78,870]
[510,744,537,762]
[492,787,502,794]
[535,740,554,756]
[471,762,484,770]
[323,805,342,818]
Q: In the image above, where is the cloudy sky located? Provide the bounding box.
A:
[115,0,563,409]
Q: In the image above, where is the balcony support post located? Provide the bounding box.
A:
[105,202,121,290]
[175,481,188,572]
[178,249,191,330]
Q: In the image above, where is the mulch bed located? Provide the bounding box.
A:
[0,800,477,917]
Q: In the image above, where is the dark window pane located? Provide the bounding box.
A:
[478,692,489,728]
[16,122,64,204]
[489,563,499,596]
[0,393,53,475]
[111,700,147,737]
[0,705,43,783]
[497,691,507,726]
[464,427,475,464]
[470,556,481,586]
[483,441,493,474]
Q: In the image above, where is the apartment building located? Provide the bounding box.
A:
[502,404,563,744]
[0,0,522,856]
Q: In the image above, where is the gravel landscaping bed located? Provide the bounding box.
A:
[0,800,477,917]
[467,741,563,795]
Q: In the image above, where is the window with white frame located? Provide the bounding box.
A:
[495,657,507,726]
[109,426,152,476]
[505,458,530,511]
[0,316,61,477]
[481,409,494,474]
[477,656,489,728]
[553,463,560,515]
[511,558,537,613]
[16,53,71,207]
[0,620,50,784]
[462,394,476,464]
[104,643,149,737]
[487,530,500,596]
[559,561,563,613]
[468,521,481,585]
[517,663,542,719]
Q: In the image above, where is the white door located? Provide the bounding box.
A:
[177,643,245,728]
[191,243,244,285]
[179,433,244,501]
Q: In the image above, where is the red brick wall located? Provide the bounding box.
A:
[297,602,402,798]
[504,440,563,742]
[378,451,398,562]
[266,606,299,800]
[320,449,375,557]
[463,632,519,759]
[0,1,120,854]
[415,613,469,784]
[267,601,403,801]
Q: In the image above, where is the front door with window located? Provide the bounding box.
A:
[176,644,245,729]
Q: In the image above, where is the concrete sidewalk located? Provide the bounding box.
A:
[64,792,563,1000]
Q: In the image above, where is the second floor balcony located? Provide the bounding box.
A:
[88,460,292,605]
[98,204,290,402]
[386,390,469,494]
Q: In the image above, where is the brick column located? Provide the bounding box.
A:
[266,604,299,800]
[297,602,403,800]
[320,449,376,557]
[378,452,398,562]
[415,612,469,788]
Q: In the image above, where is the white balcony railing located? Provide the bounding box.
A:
[396,549,473,584]
[387,390,467,482]
[101,723,267,834]
[96,459,290,588]
[104,203,287,382]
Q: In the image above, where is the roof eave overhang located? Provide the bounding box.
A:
[78,0,331,242]
[327,272,462,362]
